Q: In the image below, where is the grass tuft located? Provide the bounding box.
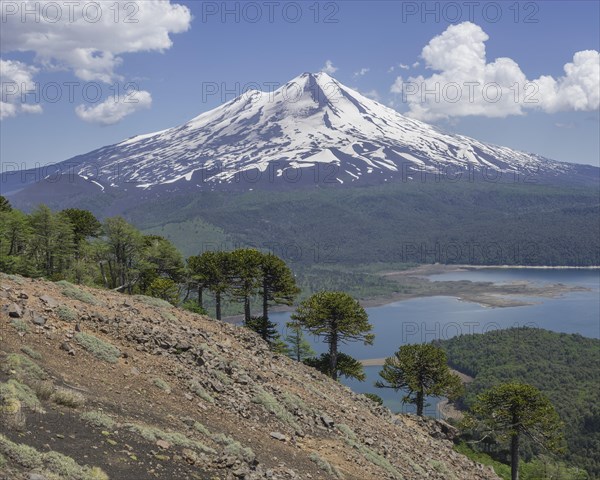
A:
[10,319,29,333]
[251,387,300,430]
[133,294,172,309]
[20,346,42,360]
[56,305,78,322]
[51,388,86,408]
[81,410,116,430]
[56,280,99,305]
[152,377,171,393]
[74,333,121,363]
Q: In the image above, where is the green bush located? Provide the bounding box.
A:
[181,300,208,316]
[2,354,45,380]
[74,333,121,363]
[189,381,214,403]
[125,423,215,454]
[56,305,77,322]
[80,411,116,430]
[0,434,109,480]
[10,319,29,333]
[56,280,98,305]
[152,378,171,393]
[251,387,300,430]
[133,294,172,309]
[310,453,344,478]
[20,346,41,360]
[51,388,86,408]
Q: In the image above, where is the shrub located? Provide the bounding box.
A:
[181,300,208,315]
[81,411,116,430]
[152,378,171,393]
[193,421,210,436]
[20,346,41,360]
[251,387,300,430]
[3,354,45,380]
[0,379,43,413]
[189,381,214,404]
[310,453,344,478]
[125,423,215,454]
[56,280,98,305]
[56,305,77,322]
[31,381,54,401]
[75,333,121,363]
[224,441,255,464]
[10,319,29,333]
[51,388,86,408]
[0,434,109,480]
[133,294,172,309]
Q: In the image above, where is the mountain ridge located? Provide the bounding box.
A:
[3,72,599,197]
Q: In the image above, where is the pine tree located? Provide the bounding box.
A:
[285,320,315,362]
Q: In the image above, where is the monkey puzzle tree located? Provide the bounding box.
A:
[467,382,563,480]
[259,253,299,321]
[292,291,373,381]
[375,343,463,416]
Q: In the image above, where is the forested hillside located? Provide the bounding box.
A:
[436,328,600,478]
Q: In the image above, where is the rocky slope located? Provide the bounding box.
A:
[0,273,499,480]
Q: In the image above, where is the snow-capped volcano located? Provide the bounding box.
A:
[4,72,596,194]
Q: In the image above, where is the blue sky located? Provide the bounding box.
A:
[1,0,599,170]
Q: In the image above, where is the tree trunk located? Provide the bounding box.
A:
[511,430,520,480]
[416,387,424,416]
[329,324,338,381]
[215,291,222,320]
[244,296,251,322]
[197,286,203,309]
[262,278,268,321]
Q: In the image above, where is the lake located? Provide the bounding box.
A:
[270,268,600,416]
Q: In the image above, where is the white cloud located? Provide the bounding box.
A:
[321,60,338,75]
[75,90,152,125]
[1,0,191,83]
[354,67,370,77]
[0,101,17,120]
[399,63,410,70]
[390,22,600,120]
[0,59,43,119]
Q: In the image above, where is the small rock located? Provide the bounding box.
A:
[28,474,48,480]
[270,432,288,442]
[31,313,47,326]
[18,292,29,299]
[60,342,75,354]
[39,295,59,308]
[156,439,171,449]
[7,303,22,318]
[182,448,198,464]
[320,415,335,428]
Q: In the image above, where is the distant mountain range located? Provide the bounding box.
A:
[3,72,599,200]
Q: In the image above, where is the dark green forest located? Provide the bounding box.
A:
[436,328,600,478]
[122,181,600,267]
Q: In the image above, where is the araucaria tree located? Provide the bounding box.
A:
[292,291,373,381]
[375,344,463,416]
[468,382,563,480]
[259,253,300,321]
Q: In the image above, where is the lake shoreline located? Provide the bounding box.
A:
[223,264,598,321]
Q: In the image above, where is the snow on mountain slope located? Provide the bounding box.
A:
[16,72,589,191]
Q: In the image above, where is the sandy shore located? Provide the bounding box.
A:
[360,264,594,308]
